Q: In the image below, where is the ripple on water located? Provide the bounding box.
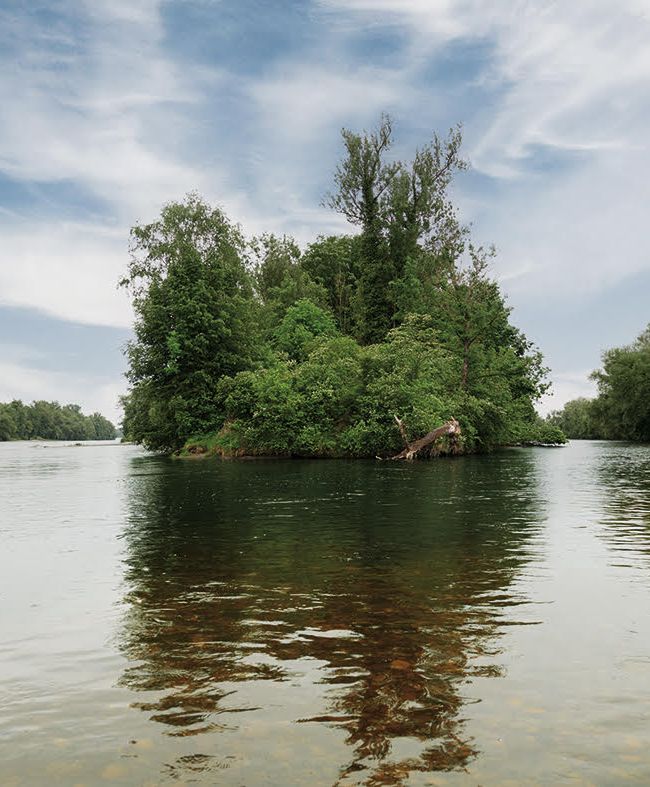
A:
[3,442,650,785]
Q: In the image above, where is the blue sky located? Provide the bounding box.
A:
[1,0,649,424]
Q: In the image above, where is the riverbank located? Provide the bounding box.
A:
[176,421,566,460]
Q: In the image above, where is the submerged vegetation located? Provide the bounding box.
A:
[547,325,650,441]
[120,117,565,456]
[0,400,116,441]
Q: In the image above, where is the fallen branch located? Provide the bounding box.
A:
[389,417,460,460]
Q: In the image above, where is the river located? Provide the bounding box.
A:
[1,440,649,785]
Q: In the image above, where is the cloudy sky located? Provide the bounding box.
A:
[1,0,649,424]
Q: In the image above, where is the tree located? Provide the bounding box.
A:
[546,325,650,442]
[250,233,328,332]
[326,115,467,343]
[386,125,466,275]
[590,325,650,441]
[273,299,338,362]
[326,114,398,343]
[390,244,549,448]
[546,398,598,439]
[0,400,116,440]
[300,235,361,334]
[120,194,258,451]
[122,120,556,457]
[0,405,17,441]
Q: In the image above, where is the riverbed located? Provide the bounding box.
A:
[1,440,649,785]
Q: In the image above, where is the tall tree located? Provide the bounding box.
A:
[327,115,467,343]
[120,194,258,451]
[386,125,466,276]
[250,233,327,331]
[326,115,398,343]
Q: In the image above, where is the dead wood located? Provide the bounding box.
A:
[389,417,460,460]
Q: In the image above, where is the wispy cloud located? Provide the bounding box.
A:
[314,0,650,303]
[0,220,132,327]
[0,0,223,325]
[1,0,649,414]
[0,1,210,216]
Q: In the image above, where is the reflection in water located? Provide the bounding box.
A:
[118,454,546,784]
[596,444,650,569]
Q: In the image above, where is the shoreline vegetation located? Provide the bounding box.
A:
[0,400,116,442]
[120,116,567,458]
[546,325,650,442]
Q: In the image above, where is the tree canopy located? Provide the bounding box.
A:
[548,325,650,441]
[0,400,116,441]
[120,118,561,456]
[120,195,259,452]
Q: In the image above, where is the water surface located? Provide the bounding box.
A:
[1,440,650,785]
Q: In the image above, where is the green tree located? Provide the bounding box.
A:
[546,398,598,439]
[0,405,17,441]
[251,233,328,331]
[590,325,650,441]
[327,115,467,343]
[274,299,338,362]
[90,412,118,440]
[0,400,116,441]
[326,115,398,343]
[121,120,555,458]
[120,194,258,451]
[300,235,361,334]
[391,245,549,448]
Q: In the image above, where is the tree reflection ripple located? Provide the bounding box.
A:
[118,454,546,784]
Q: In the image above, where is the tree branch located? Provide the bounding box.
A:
[389,418,460,460]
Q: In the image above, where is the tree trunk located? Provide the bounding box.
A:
[389,416,460,460]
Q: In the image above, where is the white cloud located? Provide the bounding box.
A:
[0,0,222,326]
[480,147,650,300]
[320,0,650,298]
[0,1,210,218]
[0,220,133,328]
[248,64,411,141]
[243,61,414,241]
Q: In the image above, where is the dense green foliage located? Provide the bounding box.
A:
[326,115,466,344]
[548,325,650,441]
[546,397,600,440]
[121,118,560,456]
[120,196,259,452]
[0,400,116,441]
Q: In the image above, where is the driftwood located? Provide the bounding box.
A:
[390,416,460,460]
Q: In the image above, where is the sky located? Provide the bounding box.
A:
[1,0,649,424]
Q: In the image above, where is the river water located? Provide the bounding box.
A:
[1,440,649,785]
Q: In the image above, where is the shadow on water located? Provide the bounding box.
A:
[117,451,547,785]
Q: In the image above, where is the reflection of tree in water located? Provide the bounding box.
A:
[119,453,545,784]
[595,444,650,566]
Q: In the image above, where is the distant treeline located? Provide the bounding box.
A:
[547,325,650,441]
[0,400,116,441]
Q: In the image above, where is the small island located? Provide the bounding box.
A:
[120,117,565,457]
